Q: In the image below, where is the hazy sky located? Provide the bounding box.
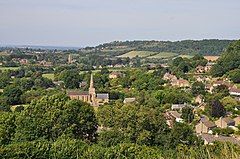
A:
[0,0,240,47]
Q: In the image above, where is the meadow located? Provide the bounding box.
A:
[117,51,158,58]
[0,67,20,71]
[42,73,55,80]
[147,52,178,59]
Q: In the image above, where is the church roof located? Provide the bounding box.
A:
[67,90,89,96]
[97,93,109,99]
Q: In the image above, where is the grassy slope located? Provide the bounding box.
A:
[0,67,20,71]
[117,51,158,58]
[42,73,55,80]
[147,52,178,59]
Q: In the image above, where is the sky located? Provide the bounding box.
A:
[0,0,240,47]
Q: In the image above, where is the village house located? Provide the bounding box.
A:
[229,87,240,97]
[171,104,187,110]
[204,62,214,72]
[19,59,29,65]
[195,95,204,104]
[195,65,205,73]
[164,111,183,128]
[168,111,183,122]
[234,116,240,126]
[215,117,235,128]
[171,79,190,88]
[67,74,109,106]
[163,73,177,81]
[195,120,216,134]
[109,72,123,79]
[198,134,240,145]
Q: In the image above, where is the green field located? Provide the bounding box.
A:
[0,67,20,71]
[178,55,194,59]
[117,51,158,58]
[147,52,178,59]
[42,73,54,80]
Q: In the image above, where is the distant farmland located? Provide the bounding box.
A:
[147,52,178,59]
[117,51,157,58]
[0,67,20,71]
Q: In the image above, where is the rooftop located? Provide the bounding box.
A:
[67,90,89,96]
[97,93,109,99]
[199,134,240,145]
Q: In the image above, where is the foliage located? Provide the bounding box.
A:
[14,94,97,142]
[228,69,240,83]
[0,112,16,145]
[191,81,206,96]
[212,127,234,136]
[181,106,194,123]
[2,85,23,105]
[211,40,240,77]
[207,100,226,118]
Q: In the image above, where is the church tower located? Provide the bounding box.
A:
[89,74,96,105]
[68,54,72,64]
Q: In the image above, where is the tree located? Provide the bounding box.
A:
[211,64,225,77]
[14,94,97,142]
[0,112,16,145]
[221,96,239,112]
[2,85,23,105]
[191,82,205,96]
[212,84,229,98]
[59,70,82,89]
[168,122,202,148]
[207,100,226,118]
[181,107,194,123]
[228,69,240,83]
[211,40,240,76]
[34,77,54,89]
[0,72,11,88]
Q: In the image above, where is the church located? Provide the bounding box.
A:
[67,74,109,106]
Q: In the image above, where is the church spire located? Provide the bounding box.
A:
[90,73,94,88]
[89,74,96,105]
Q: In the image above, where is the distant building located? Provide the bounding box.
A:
[195,120,216,134]
[195,65,205,73]
[68,54,73,64]
[109,72,123,79]
[171,79,190,88]
[163,73,177,81]
[67,74,109,106]
[171,104,187,110]
[20,59,29,65]
[123,98,136,104]
[215,117,235,128]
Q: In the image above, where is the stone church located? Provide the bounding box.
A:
[67,74,109,106]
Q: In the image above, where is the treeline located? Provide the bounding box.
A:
[88,39,234,56]
[1,94,240,158]
[210,40,240,82]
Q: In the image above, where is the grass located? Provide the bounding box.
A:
[42,73,54,80]
[178,55,194,59]
[117,51,158,58]
[147,52,178,59]
[0,67,20,71]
